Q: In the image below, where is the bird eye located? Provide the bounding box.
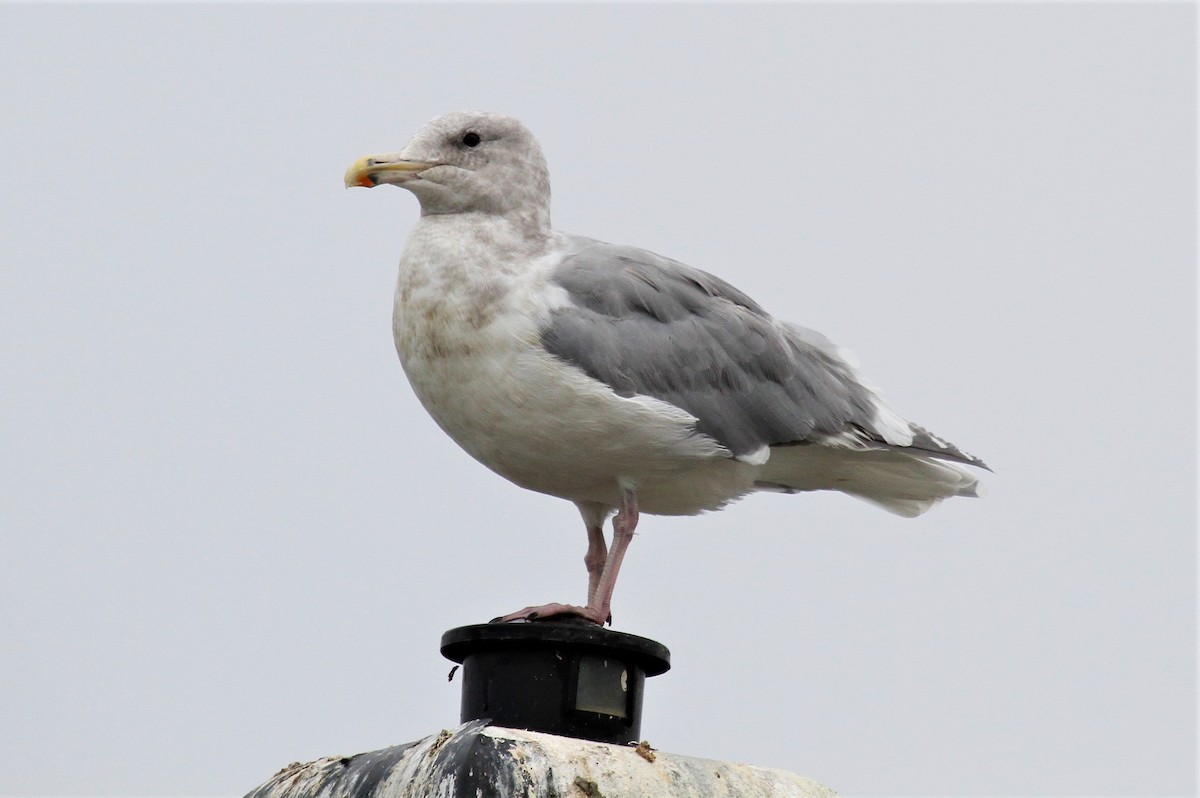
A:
[461,131,482,148]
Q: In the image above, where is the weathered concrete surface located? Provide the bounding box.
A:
[245,720,839,798]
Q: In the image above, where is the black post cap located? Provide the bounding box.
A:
[441,620,670,745]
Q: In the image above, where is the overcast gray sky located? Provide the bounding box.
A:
[1,4,1195,797]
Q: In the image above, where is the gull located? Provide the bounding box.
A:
[345,111,986,626]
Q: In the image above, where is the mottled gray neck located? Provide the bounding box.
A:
[408,211,559,276]
[420,201,551,243]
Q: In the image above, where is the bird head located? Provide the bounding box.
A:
[345,111,551,227]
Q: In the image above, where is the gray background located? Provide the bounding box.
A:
[1,4,1194,797]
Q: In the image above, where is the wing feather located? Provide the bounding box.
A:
[541,238,894,458]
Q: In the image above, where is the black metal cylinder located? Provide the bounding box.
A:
[440,621,670,745]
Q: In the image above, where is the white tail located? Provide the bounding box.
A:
[755,445,983,518]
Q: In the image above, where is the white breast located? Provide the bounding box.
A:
[391,218,752,514]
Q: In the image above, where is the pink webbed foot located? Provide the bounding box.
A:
[492,603,610,626]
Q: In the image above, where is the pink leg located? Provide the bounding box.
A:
[496,490,638,626]
[588,490,638,624]
[584,523,607,607]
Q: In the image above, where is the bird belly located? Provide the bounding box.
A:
[394,301,754,514]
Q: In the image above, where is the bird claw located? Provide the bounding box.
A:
[492,602,610,626]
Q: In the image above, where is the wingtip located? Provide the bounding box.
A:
[906,422,990,471]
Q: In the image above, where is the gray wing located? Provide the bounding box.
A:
[540,238,887,459]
